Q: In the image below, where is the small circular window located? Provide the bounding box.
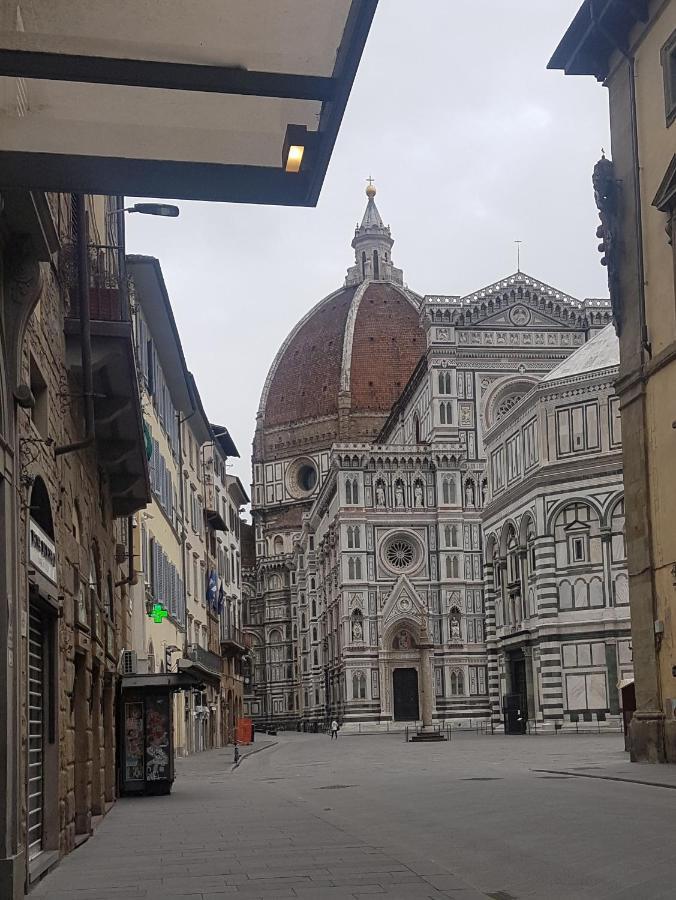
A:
[386,539,415,569]
[381,531,423,575]
[298,464,317,492]
[286,457,319,499]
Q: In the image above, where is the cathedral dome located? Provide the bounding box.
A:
[256,189,425,457]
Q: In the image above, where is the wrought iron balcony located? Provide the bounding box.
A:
[187,643,223,677]
[62,236,149,517]
[220,624,249,657]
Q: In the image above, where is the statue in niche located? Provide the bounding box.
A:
[351,619,363,641]
[451,616,461,642]
[394,629,411,650]
[395,482,405,508]
[375,482,386,507]
[465,480,475,508]
[414,482,424,508]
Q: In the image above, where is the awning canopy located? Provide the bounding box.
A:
[0,0,378,204]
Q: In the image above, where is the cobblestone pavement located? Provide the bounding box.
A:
[32,732,676,900]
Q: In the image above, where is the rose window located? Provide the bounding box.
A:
[386,539,415,569]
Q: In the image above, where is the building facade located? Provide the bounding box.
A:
[248,186,624,731]
[0,192,150,896]
[127,255,246,758]
[551,0,676,762]
[482,326,630,731]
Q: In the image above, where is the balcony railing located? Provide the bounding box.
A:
[187,643,222,676]
[65,242,130,323]
[220,624,251,654]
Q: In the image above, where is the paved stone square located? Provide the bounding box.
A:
[33,732,676,900]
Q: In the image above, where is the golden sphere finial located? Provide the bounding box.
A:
[366,176,376,198]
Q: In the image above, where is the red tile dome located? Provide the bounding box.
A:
[258,281,424,454]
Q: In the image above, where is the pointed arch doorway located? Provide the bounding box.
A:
[393,668,419,721]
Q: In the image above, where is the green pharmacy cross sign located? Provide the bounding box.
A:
[150,603,168,624]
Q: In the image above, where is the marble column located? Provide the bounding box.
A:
[419,645,434,727]
[523,646,536,721]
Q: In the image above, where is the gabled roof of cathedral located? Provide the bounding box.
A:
[542,323,619,382]
[424,271,611,329]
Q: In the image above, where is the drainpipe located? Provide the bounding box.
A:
[115,516,136,588]
[55,193,95,456]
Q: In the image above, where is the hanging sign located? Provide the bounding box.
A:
[29,518,57,583]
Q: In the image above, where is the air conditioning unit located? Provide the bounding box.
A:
[121,650,138,675]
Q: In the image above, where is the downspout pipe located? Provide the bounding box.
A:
[115,515,136,588]
[55,193,95,456]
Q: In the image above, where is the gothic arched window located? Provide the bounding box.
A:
[440,403,446,425]
[353,670,366,699]
[352,479,359,505]
[353,527,361,549]
[451,525,459,546]
[445,525,451,546]
[442,478,450,503]
[373,250,380,280]
[348,558,355,580]
[355,557,362,579]
[361,251,367,278]
[345,478,352,505]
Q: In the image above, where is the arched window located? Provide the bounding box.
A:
[345,478,352,505]
[304,690,309,708]
[301,612,306,629]
[361,251,367,278]
[611,499,626,562]
[506,529,520,585]
[451,525,459,546]
[450,669,464,695]
[352,670,366,699]
[373,250,380,280]
[440,403,446,425]
[312,627,317,642]
[414,414,421,444]
[313,650,318,667]
[347,525,354,548]
[310,577,315,590]
[439,371,451,394]
[445,556,452,579]
[355,557,362,579]
[273,535,284,555]
[452,556,459,578]
[442,478,450,504]
[348,558,355,580]
[311,598,317,617]
[444,525,451,547]
[438,371,445,394]
[527,526,536,574]
[354,527,361,549]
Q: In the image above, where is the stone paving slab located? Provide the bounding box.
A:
[31,732,676,900]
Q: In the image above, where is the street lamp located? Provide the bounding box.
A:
[107,202,180,218]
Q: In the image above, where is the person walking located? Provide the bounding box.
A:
[330,718,339,740]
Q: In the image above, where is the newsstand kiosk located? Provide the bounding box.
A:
[119,670,201,796]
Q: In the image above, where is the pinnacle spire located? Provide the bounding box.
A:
[345,180,403,287]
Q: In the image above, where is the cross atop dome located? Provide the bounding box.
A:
[346,180,404,287]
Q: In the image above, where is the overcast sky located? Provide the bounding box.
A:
[125,0,610,494]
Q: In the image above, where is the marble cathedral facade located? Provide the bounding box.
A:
[244,187,629,731]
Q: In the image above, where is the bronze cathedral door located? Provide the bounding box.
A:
[393,668,419,721]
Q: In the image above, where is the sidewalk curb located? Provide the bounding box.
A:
[232,741,278,770]
[533,768,676,790]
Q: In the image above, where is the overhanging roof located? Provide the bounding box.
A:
[0,0,378,204]
[211,424,240,459]
[548,0,649,79]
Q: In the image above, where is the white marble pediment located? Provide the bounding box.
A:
[380,575,426,633]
